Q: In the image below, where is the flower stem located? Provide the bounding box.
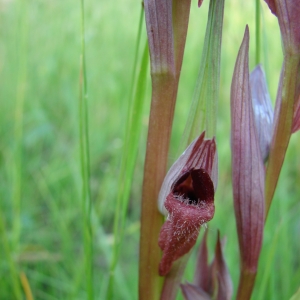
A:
[265,54,300,217]
[236,269,257,300]
[139,73,176,300]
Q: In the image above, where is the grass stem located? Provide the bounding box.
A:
[12,0,28,250]
[107,38,149,298]
[139,73,176,300]
[79,0,93,298]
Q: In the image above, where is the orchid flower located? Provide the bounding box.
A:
[157,131,217,276]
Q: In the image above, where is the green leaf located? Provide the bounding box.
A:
[182,0,224,146]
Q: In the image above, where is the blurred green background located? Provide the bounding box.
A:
[0,0,299,299]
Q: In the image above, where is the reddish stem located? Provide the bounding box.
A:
[139,74,177,300]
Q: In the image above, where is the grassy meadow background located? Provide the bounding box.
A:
[0,0,299,299]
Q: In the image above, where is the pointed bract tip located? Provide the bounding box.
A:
[198,0,204,8]
[212,232,233,300]
[194,230,212,294]
[244,25,249,39]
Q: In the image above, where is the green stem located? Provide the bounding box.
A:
[79,0,93,299]
[236,268,257,300]
[265,54,300,217]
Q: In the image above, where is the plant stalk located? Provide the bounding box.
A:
[79,0,93,298]
[236,269,257,300]
[265,54,300,216]
[139,73,177,300]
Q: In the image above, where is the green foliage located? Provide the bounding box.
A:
[0,0,299,299]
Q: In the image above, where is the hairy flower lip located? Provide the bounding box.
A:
[165,192,214,224]
[158,133,216,276]
[164,168,215,236]
[158,189,215,276]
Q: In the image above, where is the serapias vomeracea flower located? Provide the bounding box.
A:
[157,131,217,276]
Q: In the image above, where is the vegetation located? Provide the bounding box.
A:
[0,0,299,299]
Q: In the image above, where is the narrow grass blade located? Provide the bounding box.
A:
[106,32,149,300]
[79,0,93,299]
[256,223,281,299]
[12,0,28,250]
[0,211,23,299]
